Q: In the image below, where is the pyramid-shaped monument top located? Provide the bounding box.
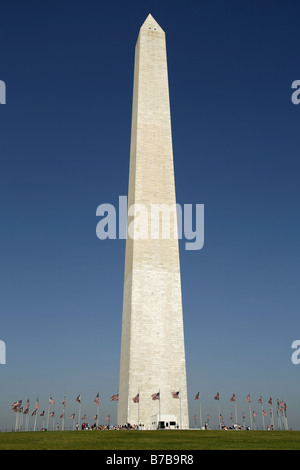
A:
[140,13,164,33]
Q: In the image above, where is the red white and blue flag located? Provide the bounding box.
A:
[151,392,160,400]
[132,393,139,403]
[94,393,100,407]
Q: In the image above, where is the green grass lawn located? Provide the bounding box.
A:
[0,430,299,450]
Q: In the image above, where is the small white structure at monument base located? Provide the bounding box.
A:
[150,414,178,430]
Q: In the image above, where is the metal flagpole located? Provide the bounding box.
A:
[246,395,252,429]
[62,394,66,431]
[34,410,37,431]
[179,390,182,429]
[20,407,24,431]
[234,402,238,426]
[132,391,140,427]
[47,395,54,430]
[284,403,288,430]
[261,404,265,430]
[15,412,18,432]
[269,408,273,430]
[277,400,281,430]
[253,411,256,430]
[268,397,274,430]
[138,389,140,429]
[47,396,50,430]
[199,392,203,429]
[276,406,280,430]
[214,392,221,430]
[24,399,29,431]
[230,393,237,425]
[77,393,82,430]
[159,389,161,429]
[258,396,264,430]
[194,392,202,429]
[95,392,99,429]
[15,410,19,432]
[19,408,23,431]
[16,408,20,431]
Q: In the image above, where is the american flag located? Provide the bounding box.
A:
[49,411,55,417]
[230,393,236,402]
[70,413,75,419]
[214,392,220,401]
[62,397,66,409]
[132,393,139,403]
[11,401,19,411]
[12,400,22,412]
[268,397,272,405]
[258,396,262,403]
[60,413,64,419]
[49,396,55,405]
[35,398,39,410]
[253,411,257,417]
[172,391,180,399]
[40,411,45,417]
[263,410,267,417]
[94,393,99,407]
[105,415,110,422]
[81,414,86,420]
[194,392,200,400]
[31,410,36,416]
[94,414,98,420]
[25,399,30,411]
[76,394,81,403]
[242,412,246,419]
[110,394,119,401]
[151,392,160,400]
[246,395,251,403]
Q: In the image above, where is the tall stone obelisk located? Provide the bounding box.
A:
[118,14,189,429]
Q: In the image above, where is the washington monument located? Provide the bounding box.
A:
[118,14,189,429]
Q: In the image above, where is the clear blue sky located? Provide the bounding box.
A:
[0,0,299,431]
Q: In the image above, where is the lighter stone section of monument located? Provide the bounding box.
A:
[117,14,189,429]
